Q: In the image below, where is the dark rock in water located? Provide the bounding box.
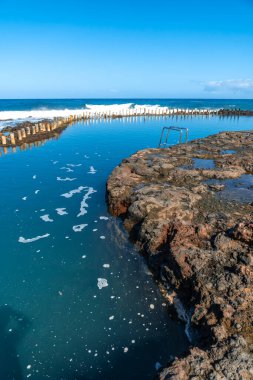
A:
[107,131,253,380]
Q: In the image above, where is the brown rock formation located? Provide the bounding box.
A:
[107,131,253,379]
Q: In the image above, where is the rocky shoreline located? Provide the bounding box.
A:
[106,131,253,379]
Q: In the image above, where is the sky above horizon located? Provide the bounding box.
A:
[0,0,252,99]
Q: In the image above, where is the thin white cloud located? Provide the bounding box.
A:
[202,79,253,93]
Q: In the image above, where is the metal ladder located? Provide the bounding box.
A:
[158,126,189,148]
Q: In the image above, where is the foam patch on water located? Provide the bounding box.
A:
[77,187,97,217]
[57,177,77,182]
[61,186,86,198]
[55,208,68,216]
[40,214,54,222]
[97,278,108,289]
[73,224,88,232]
[60,167,74,173]
[99,216,109,220]
[18,234,50,243]
[88,166,96,174]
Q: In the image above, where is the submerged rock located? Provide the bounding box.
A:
[107,131,253,379]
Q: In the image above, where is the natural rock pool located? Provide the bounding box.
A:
[0,115,252,379]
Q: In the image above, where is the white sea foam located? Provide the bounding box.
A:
[67,164,82,167]
[99,216,109,220]
[0,104,133,127]
[77,187,96,217]
[60,167,74,173]
[73,224,88,232]
[97,278,108,290]
[0,109,85,123]
[40,214,54,222]
[18,234,50,243]
[88,166,96,174]
[61,186,86,198]
[55,208,68,216]
[86,103,133,112]
[57,177,76,182]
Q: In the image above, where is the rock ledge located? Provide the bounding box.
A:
[107,131,253,379]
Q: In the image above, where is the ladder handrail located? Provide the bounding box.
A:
[159,126,189,147]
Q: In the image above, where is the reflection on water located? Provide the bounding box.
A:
[0,133,63,157]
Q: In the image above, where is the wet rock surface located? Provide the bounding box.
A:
[107,131,253,379]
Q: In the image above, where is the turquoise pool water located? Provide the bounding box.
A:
[0,115,252,379]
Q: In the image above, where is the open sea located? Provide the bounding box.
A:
[0,99,253,380]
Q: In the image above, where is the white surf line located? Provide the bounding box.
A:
[40,214,54,222]
[57,177,77,182]
[55,208,68,216]
[18,234,50,243]
[0,103,225,130]
[73,224,88,232]
[61,186,86,199]
[77,187,97,217]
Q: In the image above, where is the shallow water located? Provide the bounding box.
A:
[193,158,215,169]
[0,115,253,379]
[208,174,253,204]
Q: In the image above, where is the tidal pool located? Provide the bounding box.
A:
[0,115,252,379]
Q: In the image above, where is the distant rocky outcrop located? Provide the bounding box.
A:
[107,131,253,379]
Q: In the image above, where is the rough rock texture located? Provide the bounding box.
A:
[107,131,253,379]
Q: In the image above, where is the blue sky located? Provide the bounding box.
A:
[0,0,252,98]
